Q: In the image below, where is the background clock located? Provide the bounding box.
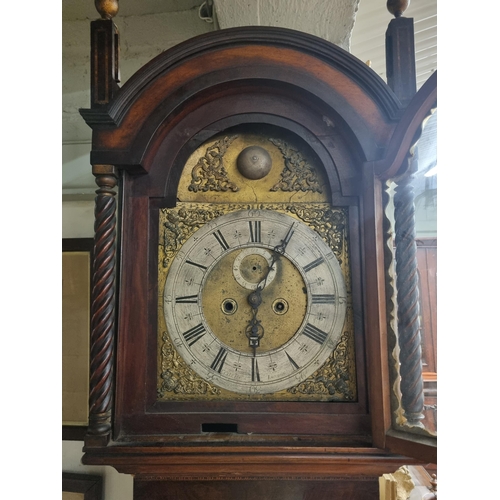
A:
[163,209,347,395]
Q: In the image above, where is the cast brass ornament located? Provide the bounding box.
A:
[158,332,221,397]
[236,145,273,180]
[286,205,346,260]
[162,205,226,268]
[288,330,354,400]
[188,135,239,193]
[269,138,323,193]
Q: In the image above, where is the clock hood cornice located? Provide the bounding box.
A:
[80,26,406,175]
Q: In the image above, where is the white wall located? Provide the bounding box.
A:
[62,200,95,238]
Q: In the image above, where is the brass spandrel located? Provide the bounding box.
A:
[269,137,323,193]
[187,135,239,194]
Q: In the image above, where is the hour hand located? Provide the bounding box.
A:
[247,289,262,310]
[246,289,264,354]
[245,314,264,353]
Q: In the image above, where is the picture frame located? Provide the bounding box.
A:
[62,472,102,500]
[62,238,93,441]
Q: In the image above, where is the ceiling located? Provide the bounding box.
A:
[62,0,436,87]
[62,0,202,21]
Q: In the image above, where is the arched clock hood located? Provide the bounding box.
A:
[82,26,434,198]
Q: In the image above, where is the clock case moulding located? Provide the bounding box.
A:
[80,24,437,477]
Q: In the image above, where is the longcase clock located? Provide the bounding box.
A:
[79,4,437,498]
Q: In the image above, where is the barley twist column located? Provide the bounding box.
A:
[393,171,424,426]
[86,165,118,446]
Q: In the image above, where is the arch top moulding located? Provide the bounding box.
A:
[81,26,405,174]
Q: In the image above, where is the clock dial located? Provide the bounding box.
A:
[163,210,347,394]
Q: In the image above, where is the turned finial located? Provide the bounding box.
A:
[95,0,119,20]
[387,0,410,18]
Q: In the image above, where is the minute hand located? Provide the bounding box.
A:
[255,223,295,291]
[273,223,295,255]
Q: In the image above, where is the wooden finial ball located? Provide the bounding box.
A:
[95,0,119,20]
[387,0,410,17]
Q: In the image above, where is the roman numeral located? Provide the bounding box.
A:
[186,260,207,271]
[285,351,300,370]
[182,323,206,346]
[303,257,324,273]
[302,323,328,344]
[210,347,228,373]
[311,294,336,304]
[212,230,229,251]
[249,221,261,243]
[175,294,198,304]
[251,357,260,382]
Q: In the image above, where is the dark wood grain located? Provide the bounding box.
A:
[416,239,437,433]
[81,27,403,173]
[86,166,118,447]
[82,443,420,477]
[385,16,417,106]
[416,239,437,374]
[385,429,437,464]
[360,166,392,449]
[374,71,437,180]
[90,19,120,107]
[134,478,380,500]
[81,26,402,130]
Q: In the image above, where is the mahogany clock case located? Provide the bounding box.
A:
[82,26,436,459]
[111,50,377,443]
[117,124,368,439]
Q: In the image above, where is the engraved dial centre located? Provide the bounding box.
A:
[203,247,307,354]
